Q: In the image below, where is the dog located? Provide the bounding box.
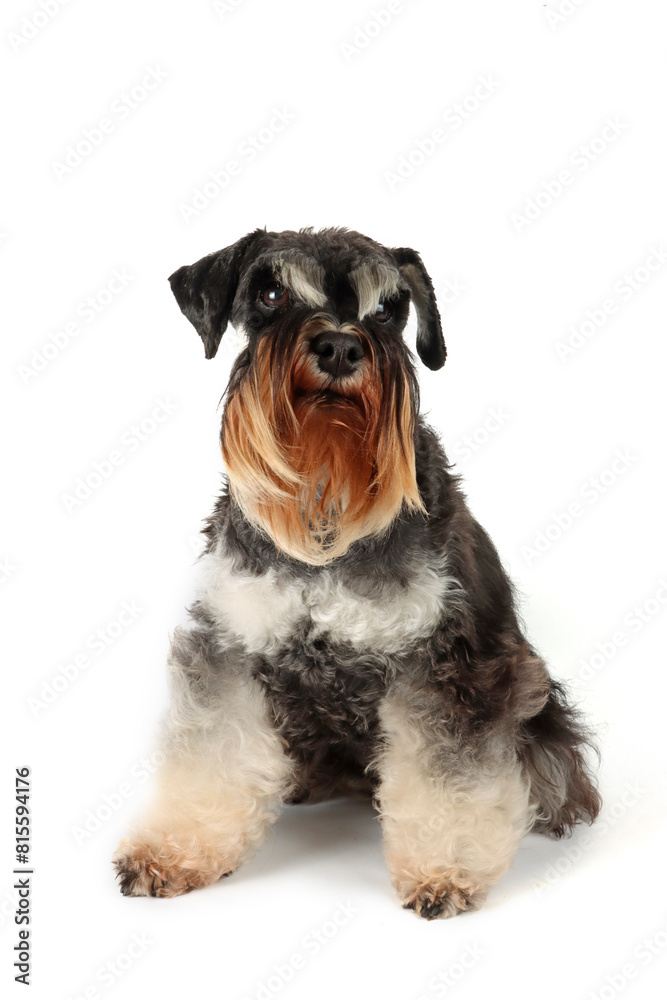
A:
[113,227,601,918]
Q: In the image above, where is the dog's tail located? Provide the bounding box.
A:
[519,680,602,838]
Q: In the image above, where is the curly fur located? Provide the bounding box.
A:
[114,228,601,917]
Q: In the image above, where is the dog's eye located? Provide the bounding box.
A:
[262,285,289,309]
[375,301,392,322]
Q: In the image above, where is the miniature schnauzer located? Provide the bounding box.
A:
[113,227,600,918]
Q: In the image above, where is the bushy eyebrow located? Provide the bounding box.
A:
[270,253,328,308]
[349,263,403,319]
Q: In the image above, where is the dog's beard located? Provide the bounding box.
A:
[221,314,424,564]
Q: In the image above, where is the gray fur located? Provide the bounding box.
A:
[115,229,601,915]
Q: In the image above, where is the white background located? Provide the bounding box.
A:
[2,1,666,998]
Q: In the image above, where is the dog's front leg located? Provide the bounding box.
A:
[113,626,293,897]
[376,692,532,919]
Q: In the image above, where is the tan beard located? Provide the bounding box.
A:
[221,316,424,564]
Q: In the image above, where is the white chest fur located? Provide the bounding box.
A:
[198,548,460,657]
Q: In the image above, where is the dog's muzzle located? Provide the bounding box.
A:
[310,331,364,378]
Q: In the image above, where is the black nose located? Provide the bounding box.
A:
[310,332,364,378]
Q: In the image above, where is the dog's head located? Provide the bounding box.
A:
[169,228,445,564]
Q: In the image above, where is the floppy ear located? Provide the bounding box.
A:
[168,230,261,359]
[392,247,446,370]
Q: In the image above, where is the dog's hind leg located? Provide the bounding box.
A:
[113,626,294,897]
[518,680,602,838]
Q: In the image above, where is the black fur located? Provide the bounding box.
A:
[127,227,602,913]
[190,416,601,831]
[171,229,602,833]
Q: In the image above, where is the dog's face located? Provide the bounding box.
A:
[169,228,446,564]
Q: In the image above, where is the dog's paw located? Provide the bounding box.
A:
[398,869,486,920]
[112,835,234,898]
